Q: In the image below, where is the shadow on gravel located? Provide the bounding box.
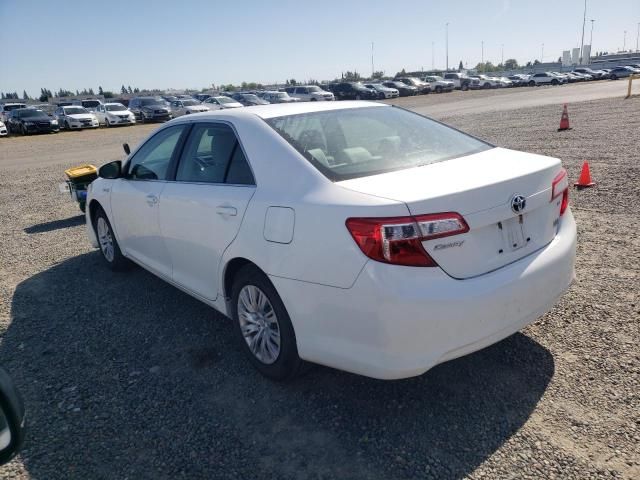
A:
[24,215,85,234]
[3,253,555,480]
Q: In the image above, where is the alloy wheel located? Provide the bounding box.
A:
[237,285,281,364]
[96,217,115,262]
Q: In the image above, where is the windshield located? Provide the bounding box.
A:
[265,106,491,181]
[307,86,323,92]
[64,107,89,115]
[181,100,200,106]
[140,98,164,106]
[18,109,47,118]
[242,94,260,101]
[216,97,235,104]
[82,101,100,108]
[3,104,26,111]
[105,104,127,111]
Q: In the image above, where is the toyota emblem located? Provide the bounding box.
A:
[511,194,526,214]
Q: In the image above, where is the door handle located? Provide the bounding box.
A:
[146,194,159,206]
[216,206,237,217]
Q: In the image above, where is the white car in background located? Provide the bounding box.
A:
[528,72,565,86]
[86,101,576,381]
[0,103,27,122]
[421,76,455,93]
[170,99,210,117]
[259,91,300,103]
[284,85,334,101]
[363,83,399,98]
[470,75,501,89]
[0,120,7,136]
[204,96,244,109]
[94,103,136,127]
[55,106,99,130]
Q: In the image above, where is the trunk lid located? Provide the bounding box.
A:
[337,147,564,279]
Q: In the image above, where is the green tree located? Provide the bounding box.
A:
[371,70,385,79]
[98,86,104,95]
[289,78,297,86]
[504,58,519,70]
[127,86,133,94]
[121,85,127,94]
[22,90,29,100]
[102,91,114,99]
[458,60,464,70]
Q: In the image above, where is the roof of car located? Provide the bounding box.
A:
[195,100,387,120]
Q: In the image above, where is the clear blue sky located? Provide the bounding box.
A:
[1,0,639,95]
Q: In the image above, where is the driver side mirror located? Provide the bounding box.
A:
[123,143,130,155]
[98,160,122,179]
[0,368,26,466]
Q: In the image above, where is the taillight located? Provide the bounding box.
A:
[551,168,569,216]
[345,213,469,267]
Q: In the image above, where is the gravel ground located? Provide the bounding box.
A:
[0,95,638,479]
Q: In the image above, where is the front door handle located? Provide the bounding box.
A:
[146,194,159,207]
[216,205,237,217]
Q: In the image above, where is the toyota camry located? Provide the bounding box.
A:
[85,101,576,381]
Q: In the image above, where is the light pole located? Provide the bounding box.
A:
[623,30,627,51]
[501,43,504,66]
[481,40,484,71]
[541,43,544,63]
[445,22,449,72]
[637,22,640,52]
[579,0,587,64]
[371,42,374,77]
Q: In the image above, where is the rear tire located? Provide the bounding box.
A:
[483,83,491,89]
[528,80,536,87]
[551,79,559,85]
[610,74,617,80]
[435,86,443,93]
[105,118,111,128]
[93,207,130,271]
[231,265,306,381]
[461,83,469,91]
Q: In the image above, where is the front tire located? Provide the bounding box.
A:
[435,86,443,93]
[528,80,536,87]
[93,207,130,271]
[610,74,617,80]
[231,265,305,381]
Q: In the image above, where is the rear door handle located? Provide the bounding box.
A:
[216,206,237,217]
[146,194,159,206]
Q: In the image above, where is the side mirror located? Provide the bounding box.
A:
[0,368,26,466]
[123,143,130,155]
[98,160,122,179]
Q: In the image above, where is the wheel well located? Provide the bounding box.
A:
[223,258,260,300]
[88,199,102,227]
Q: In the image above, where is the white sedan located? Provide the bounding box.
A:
[94,103,136,127]
[170,99,210,117]
[85,102,576,381]
[0,120,7,136]
[55,106,99,130]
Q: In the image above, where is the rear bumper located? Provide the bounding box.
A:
[272,209,577,380]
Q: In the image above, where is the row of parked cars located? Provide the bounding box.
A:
[2,64,638,136]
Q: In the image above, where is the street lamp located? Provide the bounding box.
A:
[541,43,544,63]
[589,19,594,62]
[431,41,435,70]
[579,0,586,64]
[501,43,504,66]
[637,22,640,52]
[481,40,484,71]
[623,30,627,51]
[445,22,449,72]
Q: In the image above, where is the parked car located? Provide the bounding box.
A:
[231,93,270,106]
[75,99,103,112]
[507,75,528,86]
[94,102,136,127]
[469,75,501,89]
[283,85,334,102]
[570,71,593,81]
[421,76,454,93]
[0,103,27,122]
[170,99,210,117]
[396,77,431,94]
[572,67,604,79]
[622,65,640,73]
[327,82,379,100]
[88,101,576,381]
[204,96,244,109]
[0,121,7,136]
[0,367,26,465]
[528,72,562,86]
[7,108,59,135]
[162,95,180,103]
[493,76,514,87]
[260,91,300,103]
[55,106,99,130]
[129,97,173,123]
[608,66,637,80]
[382,80,418,96]
[364,83,399,99]
[443,73,476,90]
[194,93,212,102]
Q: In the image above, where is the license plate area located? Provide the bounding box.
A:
[499,215,527,252]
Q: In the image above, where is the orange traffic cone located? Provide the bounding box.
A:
[558,104,571,131]
[574,161,595,188]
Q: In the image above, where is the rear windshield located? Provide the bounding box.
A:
[82,101,100,108]
[105,104,127,111]
[3,104,26,111]
[64,107,88,115]
[265,106,491,181]
[18,109,47,118]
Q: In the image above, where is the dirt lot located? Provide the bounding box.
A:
[0,91,638,479]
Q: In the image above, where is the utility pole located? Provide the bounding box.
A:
[481,40,484,71]
[445,23,449,72]
[623,30,627,51]
[371,42,374,77]
[637,22,640,51]
[501,44,504,66]
[589,19,595,64]
[541,43,544,63]
[579,0,587,64]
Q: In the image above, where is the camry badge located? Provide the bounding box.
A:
[511,194,526,214]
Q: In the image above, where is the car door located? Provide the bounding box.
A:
[94,105,105,124]
[110,124,190,278]
[159,121,256,301]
